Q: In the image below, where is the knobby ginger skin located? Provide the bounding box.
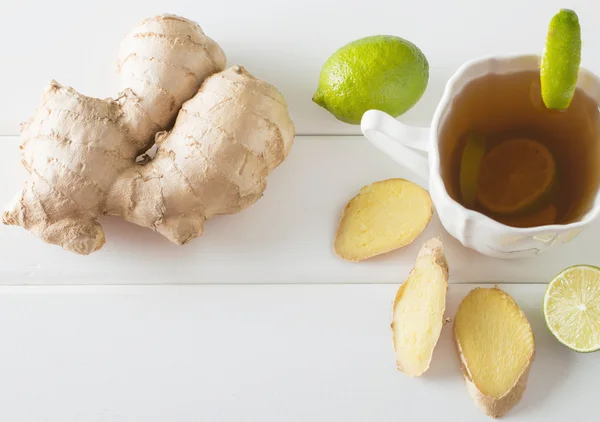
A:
[2,15,295,254]
[107,66,295,245]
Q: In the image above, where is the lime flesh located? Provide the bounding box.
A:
[540,9,581,110]
[544,265,600,353]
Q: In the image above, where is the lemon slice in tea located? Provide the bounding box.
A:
[496,204,557,228]
[544,265,600,353]
[477,138,556,215]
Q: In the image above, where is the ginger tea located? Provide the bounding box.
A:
[438,70,600,227]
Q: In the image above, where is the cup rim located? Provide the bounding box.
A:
[429,53,600,235]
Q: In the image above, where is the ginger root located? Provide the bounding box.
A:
[392,238,448,376]
[334,178,433,262]
[3,15,295,254]
[454,288,535,418]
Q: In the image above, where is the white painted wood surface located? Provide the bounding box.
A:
[0,283,594,422]
[2,2,600,421]
[2,0,598,135]
[1,135,599,285]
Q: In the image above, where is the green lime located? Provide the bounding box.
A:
[540,9,581,110]
[543,265,600,353]
[313,35,429,124]
[459,133,486,208]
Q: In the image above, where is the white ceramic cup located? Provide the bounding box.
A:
[361,54,600,259]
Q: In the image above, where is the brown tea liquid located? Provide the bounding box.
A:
[439,70,600,227]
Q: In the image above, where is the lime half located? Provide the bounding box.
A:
[544,265,600,353]
[540,9,581,110]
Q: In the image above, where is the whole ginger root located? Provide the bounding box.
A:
[3,15,295,254]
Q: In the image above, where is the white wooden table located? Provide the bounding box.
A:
[0,284,596,422]
[1,1,599,421]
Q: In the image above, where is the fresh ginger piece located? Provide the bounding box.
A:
[2,15,295,254]
[392,238,448,376]
[334,179,433,262]
[454,288,535,418]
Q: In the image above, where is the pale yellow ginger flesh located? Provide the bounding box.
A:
[392,238,448,376]
[454,288,535,418]
[334,179,433,262]
[2,14,295,254]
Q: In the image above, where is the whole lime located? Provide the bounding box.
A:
[313,35,429,124]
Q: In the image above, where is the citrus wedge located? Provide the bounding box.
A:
[540,9,581,110]
[459,133,486,208]
[477,138,556,215]
[544,265,600,353]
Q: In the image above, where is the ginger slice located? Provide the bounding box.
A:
[334,178,433,262]
[454,288,535,418]
[392,238,448,376]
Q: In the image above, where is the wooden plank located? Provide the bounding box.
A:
[2,0,598,135]
[0,284,593,421]
[1,135,599,285]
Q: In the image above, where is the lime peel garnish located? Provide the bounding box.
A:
[459,133,486,208]
[544,265,600,353]
[540,9,582,110]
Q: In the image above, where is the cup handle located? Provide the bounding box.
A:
[361,110,431,183]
